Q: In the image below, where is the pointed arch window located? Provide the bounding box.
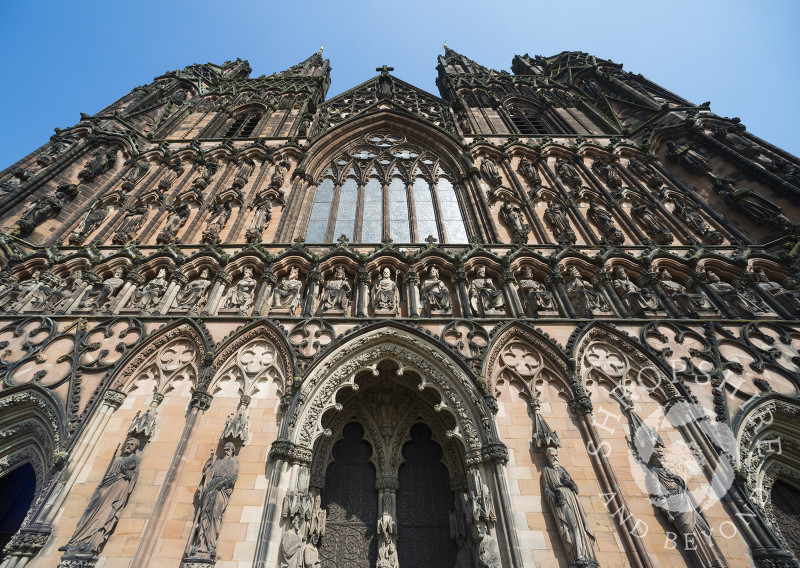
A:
[508,105,546,135]
[304,132,470,244]
[222,108,263,138]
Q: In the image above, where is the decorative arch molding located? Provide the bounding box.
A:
[282,322,498,459]
[211,319,295,380]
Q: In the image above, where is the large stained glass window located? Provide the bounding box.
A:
[305,131,469,244]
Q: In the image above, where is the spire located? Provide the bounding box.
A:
[530,398,561,451]
[438,45,497,75]
[273,49,330,79]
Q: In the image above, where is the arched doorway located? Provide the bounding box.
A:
[0,463,37,559]
[771,480,800,561]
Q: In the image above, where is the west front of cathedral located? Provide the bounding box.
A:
[0,48,800,568]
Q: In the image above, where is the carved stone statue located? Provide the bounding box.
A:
[158,164,185,191]
[192,160,219,192]
[78,266,125,312]
[611,266,659,316]
[665,140,711,175]
[272,267,304,314]
[754,269,800,315]
[420,266,451,315]
[121,160,151,192]
[593,159,622,189]
[627,157,662,188]
[716,180,790,229]
[319,266,351,313]
[302,495,327,568]
[644,445,727,568]
[588,200,624,244]
[500,198,530,244]
[69,203,109,245]
[376,494,398,568]
[202,200,232,242]
[544,200,576,244]
[372,267,400,314]
[39,270,83,313]
[672,200,723,244]
[658,269,707,318]
[5,270,43,312]
[37,132,75,167]
[113,204,149,245]
[555,158,581,188]
[270,164,286,189]
[131,268,168,313]
[174,269,212,314]
[224,268,257,315]
[60,437,140,557]
[706,270,765,318]
[157,201,191,244]
[713,126,761,158]
[78,149,118,183]
[232,159,255,189]
[14,183,77,237]
[470,266,505,316]
[541,446,598,568]
[518,267,554,317]
[480,157,502,188]
[184,442,239,562]
[518,157,541,187]
[564,266,607,318]
[0,169,35,195]
[475,520,500,568]
[246,192,273,242]
[632,204,673,245]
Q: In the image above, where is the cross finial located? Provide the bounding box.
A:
[376,65,394,75]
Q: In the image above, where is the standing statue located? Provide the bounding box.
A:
[69,203,109,245]
[611,266,659,316]
[544,201,576,244]
[113,204,149,245]
[301,495,327,568]
[420,266,451,315]
[121,160,151,192]
[588,200,623,244]
[37,132,75,167]
[564,266,607,318]
[60,438,140,557]
[475,520,500,568]
[174,269,212,314]
[632,204,673,245]
[672,200,723,244]
[665,140,712,175]
[541,446,598,568]
[658,269,707,318]
[224,268,257,315]
[500,198,530,244]
[644,445,727,568]
[272,267,304,314]
[372,267,400,314]
[518,267,554,317]
[232,159,255,189]
[754,269,800,315]
[706,270,765,318]
[469,266,505,316]
[13,183,77,237]
[480,158,502,188]
[158,164,185,191]
[185,442,239,562]
[157,201,191,244]
[192,160,219,192]
[715,180,790,229]
[376,494,398,568]
[627,156,662,188]
[278,515,305,568]
[555,158,581,189]
[518,157,541,187]
[593,159,622,189]
[78,266,126,312]
[202,200,232,242]
[319,266,351,313]
[78,149,118,183]
[131,268,168,313]
[270,164,286,189]
[246,192,273,242]
[0,169,35,195]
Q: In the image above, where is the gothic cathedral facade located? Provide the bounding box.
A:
[0,48,799,568]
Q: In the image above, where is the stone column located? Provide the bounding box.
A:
[356,268,370,318]
[742,273,794,320]
[252,268,276,316]
[546,271,575,318]
[203,271,231,315]
[593,271,627,317]
[62,281,92,315]
[302,268,321,317]
[640,272,682,318]
[111,272,143,314]
[404,269,420,318]
[688,272,733,318]
[454,267,473,319]
[501,269,524,318]
[156,270,187,315]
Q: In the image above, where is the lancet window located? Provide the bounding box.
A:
[222,108,263,138]
[305,132,469,244]
[507,104,547,135]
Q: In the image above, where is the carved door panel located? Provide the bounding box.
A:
[319,422,378,568]
[396,423,456,568]
[772,480,800,561]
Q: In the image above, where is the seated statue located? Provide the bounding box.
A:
[611,267,659,316]
[272,267,304,314]
[420,266,451,315]
[78,267,125,313]
[372,267,400,314]
[174,269,212,314]
[223,268,257,315]
[469,266,505,316]
[754,269,800,315]
[658,269,707,318]
[564,266,607,318]
[131,268,168,314]
[517,267,554,317]
[319,266,351,313]
[706,270,766,318]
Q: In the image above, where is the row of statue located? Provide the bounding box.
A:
[1,260,797,320]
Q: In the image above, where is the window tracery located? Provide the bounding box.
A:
[305,132,469,244]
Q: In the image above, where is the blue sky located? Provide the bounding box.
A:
[1,1,798,167]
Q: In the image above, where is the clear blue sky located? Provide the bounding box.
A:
[1,1,798,167]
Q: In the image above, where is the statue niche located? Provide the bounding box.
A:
[469,266,505,317]
[222,267,257,316]
[587,200,624,245]
[500,198,530,245]
[419,266,452,317]
[113,203,149,245]
[271,267,304,315]
[13,183,78,237]
[518,267,555,317]
[544,200,576,244]
[372,267,400,316]
[318,266,351,315]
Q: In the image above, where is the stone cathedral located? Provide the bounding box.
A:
[1,46,800,568]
